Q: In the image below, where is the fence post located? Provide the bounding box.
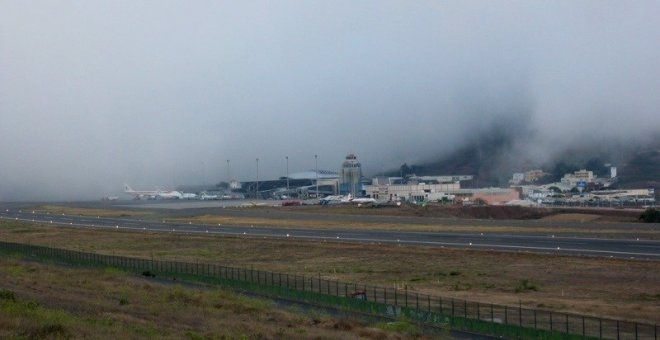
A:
[345,283,347,297]
[428,295,431,314]
[416,293,419,311]
[504,305,508,325]
[599,319,602,339]
[451,299,455,318]
[405,286,408,308]
[550,312,553,332]
[583,316,585,338]
[565,314,568,334]
[534,309,537,329]
[395,288,398,307]
[635,322,638,340]
[617,320,620,340]
[464,300,467,320]
[384,287,387,304]
[477,302,480,320]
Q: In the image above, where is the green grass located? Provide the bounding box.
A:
[515,279,539,293]
[377,319,422,336]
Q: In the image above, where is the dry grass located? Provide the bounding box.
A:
[35,205,152,218]
[0,258,429,339]
[540,214,602,222]
[1,220,659,325]
[284,205,642,221]
[166,214,660,239]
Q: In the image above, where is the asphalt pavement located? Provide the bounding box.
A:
[2,208,659,260]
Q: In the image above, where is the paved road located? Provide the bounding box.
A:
[2,208,659,260]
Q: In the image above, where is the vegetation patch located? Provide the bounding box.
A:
[639,208,660,223]
[1,220,659,325]
[376,319,422,336]
[515,279,539,293]
[451,282,472,291]
[0,289,16,302]
[35,205,152,218]
[0,259,425,339]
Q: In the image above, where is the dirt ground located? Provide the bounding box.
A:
[1,220,658,325]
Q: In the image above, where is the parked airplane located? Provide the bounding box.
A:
[319,194,378,205]
[123,184,182,200]
[348,196,377,204]
[199,192,218,200]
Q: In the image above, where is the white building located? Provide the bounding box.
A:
[364,182,460,202]
[510,173,524,185]
[561,169,594,187]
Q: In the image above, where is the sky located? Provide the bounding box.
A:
[1,1,659,200]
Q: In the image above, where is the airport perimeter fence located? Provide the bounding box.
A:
[0,241,657,340]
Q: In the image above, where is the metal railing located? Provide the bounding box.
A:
[0,241,656,339]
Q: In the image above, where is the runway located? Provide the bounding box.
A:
[2,208,659,260]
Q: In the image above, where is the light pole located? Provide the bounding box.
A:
[285,156,289,190]
[226,159,230,183]
[315,154,318,198]
[201,161,206,189]
[256,158,259,199]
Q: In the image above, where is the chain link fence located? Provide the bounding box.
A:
[0,241,656,339]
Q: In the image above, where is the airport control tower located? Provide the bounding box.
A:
[339,153,362,197]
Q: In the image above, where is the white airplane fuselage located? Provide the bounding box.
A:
[124,184,182,200]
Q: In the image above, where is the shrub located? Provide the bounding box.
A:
[0,289,16,302]
[23,324,68,339]
[515,279,538,293]
[639,208,660,223]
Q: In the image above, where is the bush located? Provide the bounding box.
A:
[639,208,660,223]
[515,279,538,293]
[0,289,16,302]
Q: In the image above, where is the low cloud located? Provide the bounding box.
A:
[1,2,658,200]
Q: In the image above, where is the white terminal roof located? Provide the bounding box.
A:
[288,170,339,180]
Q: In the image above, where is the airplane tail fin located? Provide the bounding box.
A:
[124,184,133,192]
